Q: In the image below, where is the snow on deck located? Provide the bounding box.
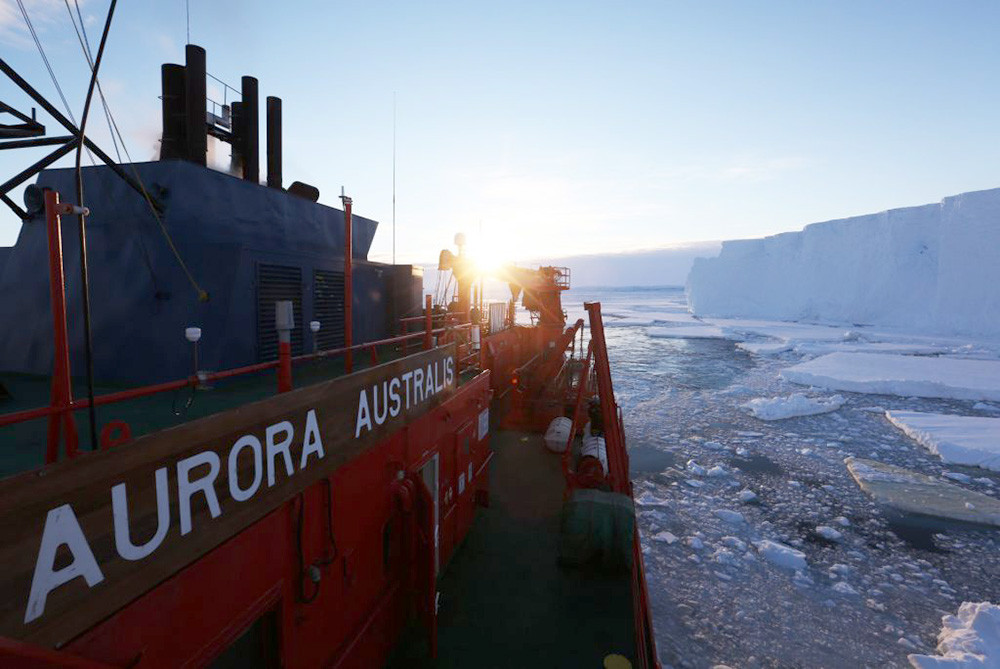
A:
[886,411,1000,472]
[781,352,1000,402]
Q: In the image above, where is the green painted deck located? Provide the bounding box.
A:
[389,430,636,668]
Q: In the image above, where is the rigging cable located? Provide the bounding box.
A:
[66,1,207,302]
[74,0,118,451]
[16,0,97,166]
[65,0,122,163]
[64,0,160,294]
[15,0,76,127]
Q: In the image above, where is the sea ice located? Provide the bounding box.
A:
[646,325,731,340]
[687,460,707,476]
[832,582,859,596]
[737,489,758,503]
[736,340,793,356]
[714,509,745,524]
[845,457,1000,527]
[815,526,844,542]
[754,540,807,571]
[908,602,1000,668]
[782,353,1000,402]
[653,531,679,544]
[742,393,847,421]
[886,411,1000,472]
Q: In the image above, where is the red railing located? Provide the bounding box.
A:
[0,324,471,428]
[582,302,660,669]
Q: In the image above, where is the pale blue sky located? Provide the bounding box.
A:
[2,1,999,264]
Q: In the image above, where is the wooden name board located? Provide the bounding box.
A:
[0,344,458,647]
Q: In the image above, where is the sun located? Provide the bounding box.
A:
[469,241,512,276]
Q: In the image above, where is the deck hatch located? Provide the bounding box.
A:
[256,263,303,361]
[313,269,346,351]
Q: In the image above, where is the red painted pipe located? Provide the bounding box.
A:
[43,190,78,463]
[278,340,292,393]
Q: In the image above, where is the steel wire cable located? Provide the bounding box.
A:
[61,1,207,302]
[64,0,122,163]
[74,0,120,450]
[16,0,97,168]
[63,0,160,293]
[15,0,76,126]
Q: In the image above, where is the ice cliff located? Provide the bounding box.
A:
[686,187,1000,339]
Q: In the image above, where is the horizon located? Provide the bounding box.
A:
[3,2,1000,266]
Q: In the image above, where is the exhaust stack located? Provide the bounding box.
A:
[160,64,186,160]
[241,76,260,183]
[266,96,282,189]
[183,45,207,167]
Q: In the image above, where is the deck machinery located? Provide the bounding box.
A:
[0,40,658,669]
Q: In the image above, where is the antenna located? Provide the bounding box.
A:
[185,0,190,43]
[392,91,397,265]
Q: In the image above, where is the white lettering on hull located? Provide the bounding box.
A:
[353,355,456,438]
[25,407,327,625]
[25,505,105,624]
[22,351,451,627]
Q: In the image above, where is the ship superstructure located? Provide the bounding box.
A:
[0,28,657,669]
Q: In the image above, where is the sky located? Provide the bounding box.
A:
[3,1,1000,267]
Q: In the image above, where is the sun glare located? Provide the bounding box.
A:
[469,240,514,276]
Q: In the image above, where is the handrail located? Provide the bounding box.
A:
[583,302,660,668]
[0,324,473,431]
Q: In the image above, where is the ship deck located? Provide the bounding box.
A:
[388,429,636,668]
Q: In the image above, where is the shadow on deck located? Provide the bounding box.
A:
[389,430,635,668]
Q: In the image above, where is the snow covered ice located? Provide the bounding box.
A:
[886,411,1000,472]
[780,353,1000,402]
[908,602,1000,668]
[742,393,846,420]
[754,539,807,570]
[567,279,1000,668]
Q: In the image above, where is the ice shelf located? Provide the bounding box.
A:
[687,187,1000,340]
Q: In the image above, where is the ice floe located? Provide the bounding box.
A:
[782,353,1000,402]
[845,457,1000,527]
[815,526,844,542]
[742,393,847,421]
[646,325,732,340]
[754,539,807,570]
[908,601,1000,668]
[886,411,1000,472]
[714,509,745,524]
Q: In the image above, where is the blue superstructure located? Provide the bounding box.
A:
[0,160,422,384]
